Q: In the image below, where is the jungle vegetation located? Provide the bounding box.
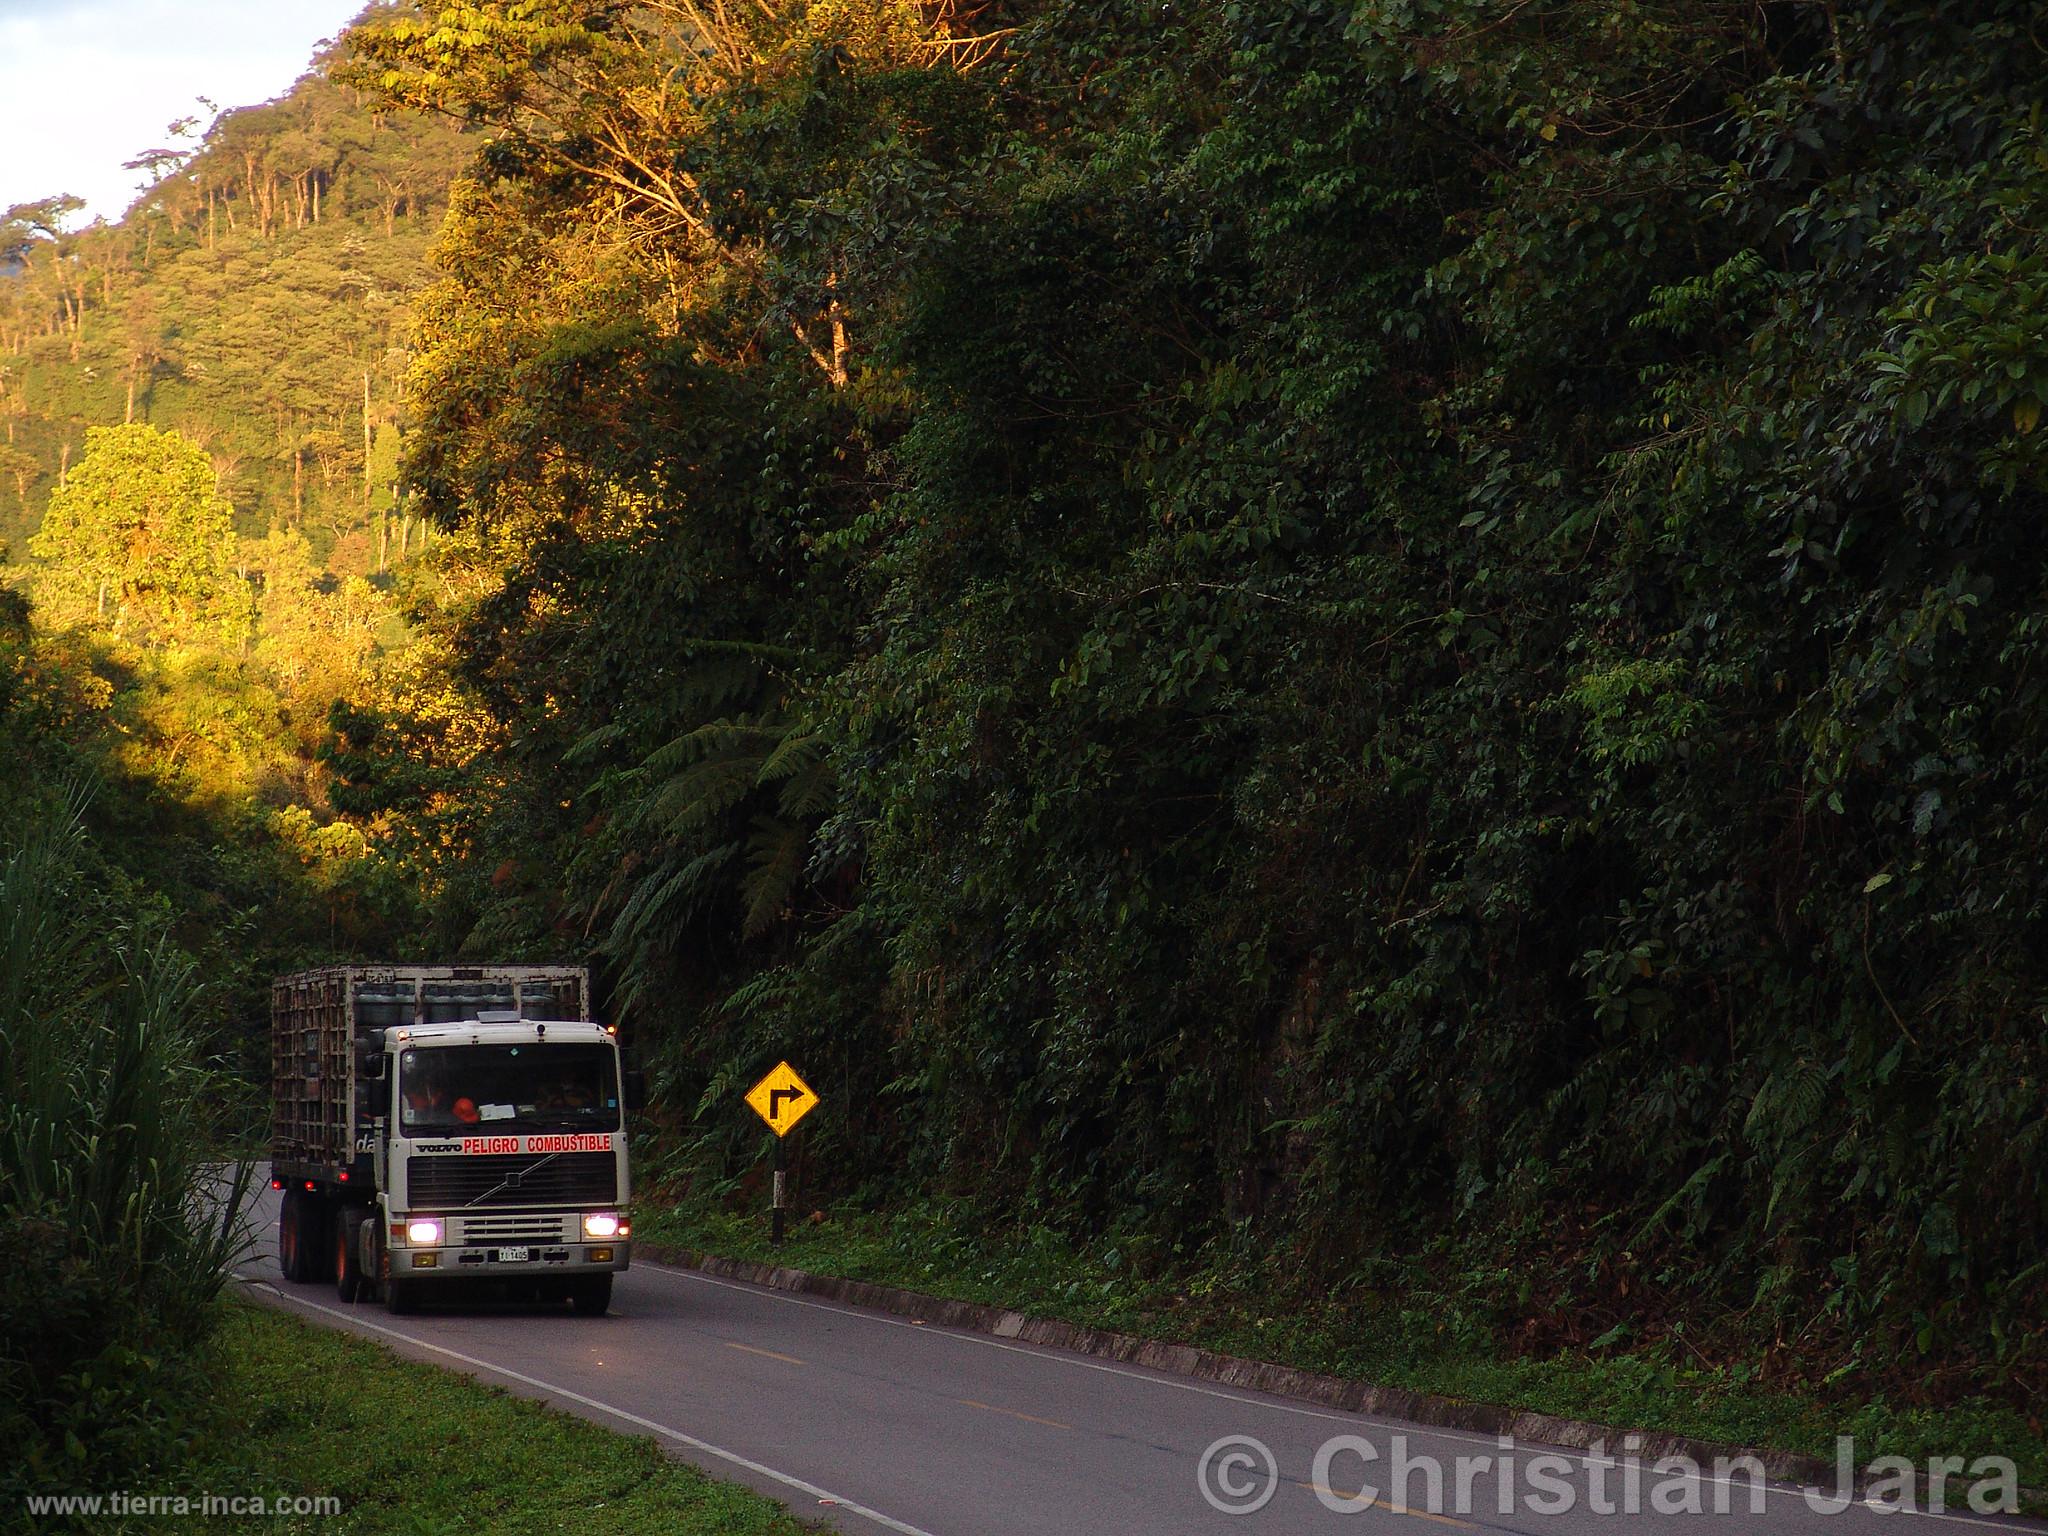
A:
[4,0,2044,1446]
[0,11,470,1019]
[0,19,469,1485]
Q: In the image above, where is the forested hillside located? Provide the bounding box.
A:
[0,20,485,1485]
[0,9,468,1048]
[326,0,2048,1411]
[1,23,463,562]
[6,0,2045,1429]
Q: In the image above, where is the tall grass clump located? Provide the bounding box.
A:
[0,798,253,1497]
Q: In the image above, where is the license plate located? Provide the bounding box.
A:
[496,1246,530,1263]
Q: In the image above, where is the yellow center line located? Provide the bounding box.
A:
[1295,1484,1474,1529]
[724,1341,804,1365]
[956,1397,1072,1430]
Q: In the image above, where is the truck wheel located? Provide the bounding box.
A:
[279,1188,306,1282]
[335,1210,365,1303]
[570,1275,613,1316]
[295,1193,330,1283]
[383,1277,419,1315]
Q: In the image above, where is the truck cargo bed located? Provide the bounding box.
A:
[270,964,590,1180]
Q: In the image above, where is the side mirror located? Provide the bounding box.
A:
[624,1067,647,1114]
[355,1040,387,1080]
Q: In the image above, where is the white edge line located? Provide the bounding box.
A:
[233,1273,940,1536]
[644,1262,2039,1531]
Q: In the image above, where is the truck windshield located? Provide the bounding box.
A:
[398,1043,620,1133]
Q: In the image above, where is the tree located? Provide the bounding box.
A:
[28,422,249,646]
[247,524,384,715]
[0,444,37,509]
[0,196,83,269]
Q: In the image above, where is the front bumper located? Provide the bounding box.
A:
[395,1239,631,1276]
[389,1211,631,1278]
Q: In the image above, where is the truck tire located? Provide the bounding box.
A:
[296,1192,331,1283]
[279,1188,308,1282]
[335,1209,366,1303]
[570,1275,613,1316]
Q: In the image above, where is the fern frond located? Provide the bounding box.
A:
[563,721,628,765]
[639,754,762,832]
[676,654,771,715]
[756,728,818,783]
[640,719,782,777]
[740,815,808,938]
[606,841,739,945]
[777,751,837,820]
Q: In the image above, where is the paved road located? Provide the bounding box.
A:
[235,1179,2038,1535]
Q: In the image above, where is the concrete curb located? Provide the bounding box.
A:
[639,1242,1861,1490]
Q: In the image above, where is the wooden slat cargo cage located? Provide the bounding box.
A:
[270,964,591,1175]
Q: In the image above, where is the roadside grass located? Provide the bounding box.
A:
[69,1301,814,1535]
[635,1197,2046,1494]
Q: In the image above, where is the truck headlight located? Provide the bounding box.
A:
[406,1217,444,1246]
[581,1212,620,1239]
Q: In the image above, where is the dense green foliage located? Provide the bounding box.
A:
[0,803,252,1497]
[0,12,466,1035]
[31,424,248,643]
[6,0,2043,1447]
[0,44,463,1470]
[0,14,464,564]
[323,0,2048,1414]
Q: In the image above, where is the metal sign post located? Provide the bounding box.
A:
[744,1061,818,1246]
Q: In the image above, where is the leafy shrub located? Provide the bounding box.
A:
[0,800,252,1498]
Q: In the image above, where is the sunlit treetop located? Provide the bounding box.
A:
[28,422,252,649]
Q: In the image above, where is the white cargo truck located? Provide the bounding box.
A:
[270,964,634,1315]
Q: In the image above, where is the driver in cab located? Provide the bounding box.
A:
[402,1067,453,1126]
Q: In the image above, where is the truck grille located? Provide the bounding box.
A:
[455,1213,574,1244]
[408,1152,616,1208]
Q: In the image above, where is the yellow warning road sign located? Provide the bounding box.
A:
[744,1061,818,1137]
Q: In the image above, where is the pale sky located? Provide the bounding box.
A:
[0,0,373,226]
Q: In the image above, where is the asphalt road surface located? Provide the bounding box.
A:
[236,1178,2038,1536]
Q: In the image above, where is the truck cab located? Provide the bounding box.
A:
[363,1014,632,1314]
